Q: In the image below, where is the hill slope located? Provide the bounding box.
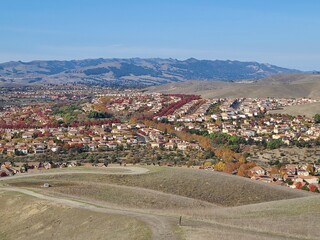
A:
[184,195,320,240]
[0,191,151,240]
[1,166,318,240]
[0,58,300,87]
[18,167,312,207]
[147,73,320,98]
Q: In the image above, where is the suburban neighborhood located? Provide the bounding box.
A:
[0,87,319,193]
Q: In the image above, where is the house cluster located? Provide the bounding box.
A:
[94,93,179,114]
[160,99,219,122]
[0,122,146,155]
[208,114,319,144]
[138,127,201,151]
[0,119,202,156]
[0,104,56,127]
[0,160,110,178]
[267,97,318,109]
[249,163,320,192]
[0,85,109,104]
[160,97,320,145]
[213,97,318,121]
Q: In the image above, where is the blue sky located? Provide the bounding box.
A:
[0,0,319,70]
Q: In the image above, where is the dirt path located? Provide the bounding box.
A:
[2,186,313,240]
[0,166,149,181]
[1,187,177,240]
[1,168,314,240]
[0,167,180,240]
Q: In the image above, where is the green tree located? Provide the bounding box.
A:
[104,159,109,167]
[88,111,113,119]
[267,139,283,149]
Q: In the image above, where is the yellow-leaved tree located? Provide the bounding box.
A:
[214,161,225,171]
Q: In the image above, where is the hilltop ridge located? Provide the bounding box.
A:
[146,73,320,98]
[0,58,300,87]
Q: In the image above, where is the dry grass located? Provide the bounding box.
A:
[39,165,132,173]
[146,74,320,98]
[269,102,320,118]
[248,146,320,164]
[0,191,151,240]
[181,195,320,240]
[6,167,312,207]
[2,166,320,240]
[7,179,216,210]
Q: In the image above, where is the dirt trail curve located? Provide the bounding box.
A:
[0,166,149,181]
[0,167,314,240]
[1,187,312,240]
[0,167,178,240]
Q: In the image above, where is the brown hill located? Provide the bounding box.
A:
[20,167,312,207]
[146,74,320,99]
[2,167,318,240]
[0,191,151,240]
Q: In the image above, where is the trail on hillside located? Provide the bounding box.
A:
[0,167,179,240]
[1,187,177,240]
[0,166,149,181]
[1,167,318,240]
[1,187,314,240]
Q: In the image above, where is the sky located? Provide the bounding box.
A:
[0,0,319,70]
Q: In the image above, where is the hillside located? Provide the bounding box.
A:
[1,166,318,240]
[270,102,320,117]
[0,191,151,240]
[0,58,300,87]
[146,73,320,98]
[183,195,320,240]
[9,167,311,207]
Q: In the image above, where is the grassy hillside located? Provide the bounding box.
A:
[0,191,151,240]
[182,195,320,240]
[269,102,320,117]
[1,166,319,240]
[147,74,320,98]
[7,167,311,207]
[7,178,216,210]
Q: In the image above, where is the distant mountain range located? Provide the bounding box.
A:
[0,58,301,87]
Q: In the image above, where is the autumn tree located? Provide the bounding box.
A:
[237,162,256,177]
[223,162,240,174]
[203,161,213,167]
[214,161,225,171]
[309,184,319,192]
[295,182,303,190]
[306,164,315,175]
